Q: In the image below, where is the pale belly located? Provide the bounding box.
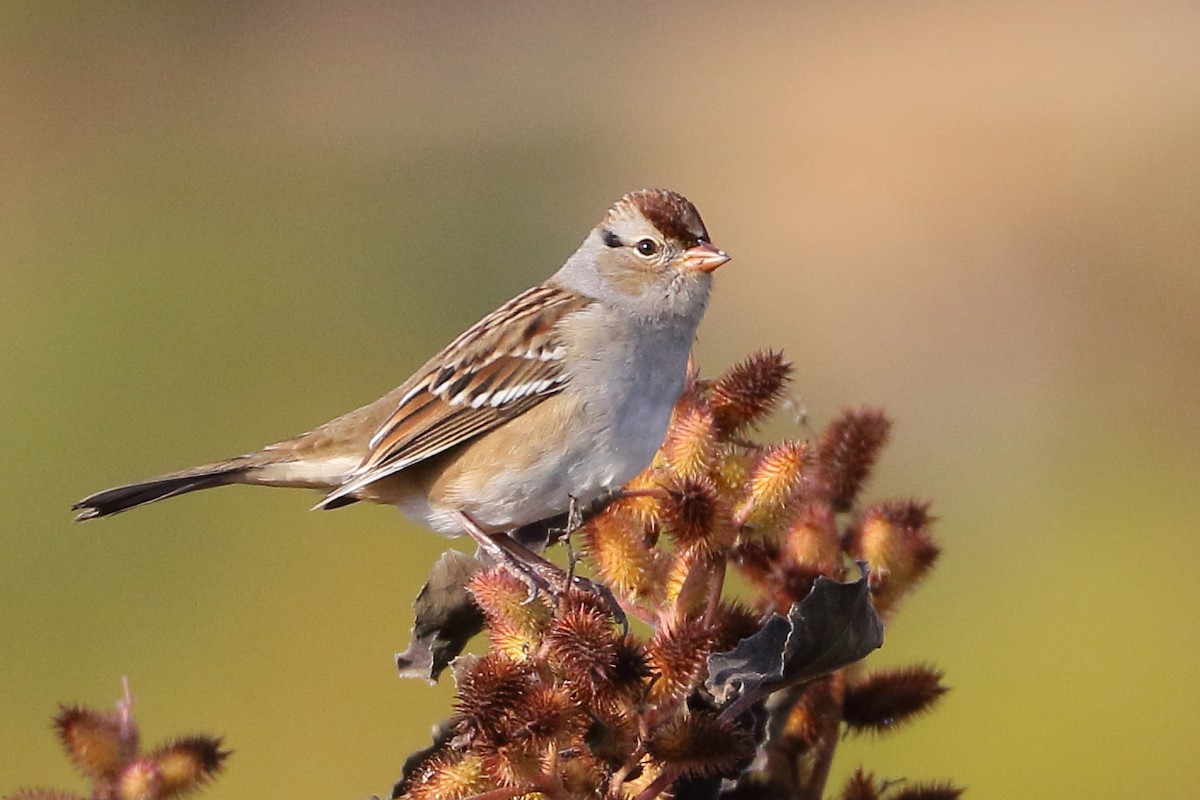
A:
[398,393,676,536]
[393,318,692,537]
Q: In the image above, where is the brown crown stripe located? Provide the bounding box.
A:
[620,189,710,248]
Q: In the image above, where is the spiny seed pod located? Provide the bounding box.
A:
[784,502,842,576]
[404,752,488,800]
[818,407,891,511]
[55,705,138,781]
[506,683,581,746]
[117,759,160,800]
[618,469,670,524]
[711,444,753,498]
[479,741,544,788]
[147,736,227,796]
[555,749,609,798]
[733,538,824,612]
[610,636,652,696]
[845,500,939,613]
[843,666,947,734]
[582,509,662,600]
[663,475,718,547]
[468,568,551,633]
[454,653,535,743]
[545,596,619,701]
[773,561,828,610]
[485,618,541,663]
[585,705,640,766]
[661,475,732,557]
[737,440,814,529]
[38,692,230,800]
[646,712,755,779]
[778,675,845,751]
[621,758,664,799]
[841,768,883,800]
[710,601,763,653]
[647,617,714,705]
[707,349,793,435]
[468,568,551,659]
[730,537,780,595]
[661,400,718,479]
[664,550,719,616]
[890,782,965,799]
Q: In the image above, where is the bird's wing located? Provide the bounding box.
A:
[315,284,593,508]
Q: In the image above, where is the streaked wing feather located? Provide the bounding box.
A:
[368,393,547,475]
[355,284,591,481]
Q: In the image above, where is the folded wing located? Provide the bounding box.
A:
[315,284,593,508]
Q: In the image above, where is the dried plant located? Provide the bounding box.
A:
[395,351,960,800]
[5,353,955,800]
[4,680,228,800]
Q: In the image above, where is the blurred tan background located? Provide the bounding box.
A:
[3,2,1198,797]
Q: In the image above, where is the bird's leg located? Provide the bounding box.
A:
[453,511,551,603]
[491,529,628,634]
[563,528,577,586]
[567,493,587,534]
[564,495,582,586]
[543,491,601,582]
[551,486,665,547]
[575,485,672,522]
[572,487,622,523]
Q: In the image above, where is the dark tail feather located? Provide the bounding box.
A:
[73,466,246,521]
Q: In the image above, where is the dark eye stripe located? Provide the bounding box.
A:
[601,229,622,248]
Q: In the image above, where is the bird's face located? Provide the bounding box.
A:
[555,189,730,321]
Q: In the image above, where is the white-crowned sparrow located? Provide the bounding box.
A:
[74,189,729,560]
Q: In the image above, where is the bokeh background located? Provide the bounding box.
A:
[3,2,1198,797]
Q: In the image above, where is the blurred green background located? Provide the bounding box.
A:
[3,2,1198,797]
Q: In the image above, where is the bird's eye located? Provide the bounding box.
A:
[636,238,660,257]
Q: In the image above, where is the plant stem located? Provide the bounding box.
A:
[798,675,845,800]
[632,767,678,800]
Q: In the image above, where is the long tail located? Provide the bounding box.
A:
[73,462,250,521]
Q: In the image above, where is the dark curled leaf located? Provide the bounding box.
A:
[392,718,456,799]
[706,615,790,707]
[395,551,485,682]
[706,564,883,706]
[673,775,721,800]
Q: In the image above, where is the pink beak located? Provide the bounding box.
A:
[680,241,731,273]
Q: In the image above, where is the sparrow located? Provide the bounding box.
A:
[73,189,730,571]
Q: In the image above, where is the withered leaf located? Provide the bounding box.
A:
[391,717,456,799]
[706,565,883,705]
[394,516,570,682]
[395,550,485,682]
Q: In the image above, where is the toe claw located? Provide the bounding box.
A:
[520,579,543,605]
[569,574,628,632]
